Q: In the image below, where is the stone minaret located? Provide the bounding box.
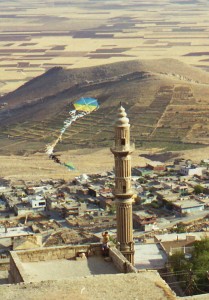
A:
[110,105,134,265]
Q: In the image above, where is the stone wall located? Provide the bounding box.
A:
[0,258,9,271]
[9,244,102,283]
[13,244,102,263]
[9,252,25,283]
[9,244,137,284]
[109,247,137,273]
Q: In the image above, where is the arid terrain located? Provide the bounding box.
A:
[1,0,209,181]
[1,0,209,95]
[1,146,209,183]
[1,59,209,156]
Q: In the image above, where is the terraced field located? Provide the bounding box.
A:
[1,58,209,155]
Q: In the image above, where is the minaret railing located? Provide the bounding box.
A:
[111,142,135,153]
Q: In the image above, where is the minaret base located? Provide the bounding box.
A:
[116,198,134,265]
[120,248,135,266]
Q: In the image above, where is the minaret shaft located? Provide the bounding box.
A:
[110,106,134,265]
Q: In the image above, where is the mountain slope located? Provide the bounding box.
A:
[0,59,209,155]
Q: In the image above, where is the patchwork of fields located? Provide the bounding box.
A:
[1,0,209,94]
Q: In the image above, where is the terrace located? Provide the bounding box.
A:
[8,244,136,284]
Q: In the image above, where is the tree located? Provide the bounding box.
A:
[193,185,204,195]
[193,238,209,256]
[108,205,116,215]
[168,238,209,295]
[172,222,187,233]
[138,177,147,184]
[151,200,159,208]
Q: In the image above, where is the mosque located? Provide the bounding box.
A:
[3,106,206,300]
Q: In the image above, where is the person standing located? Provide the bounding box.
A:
[102,231,109,256]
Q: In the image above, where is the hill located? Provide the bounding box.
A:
[0,59,209,155]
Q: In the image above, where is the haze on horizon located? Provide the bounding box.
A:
[0,0,209,94]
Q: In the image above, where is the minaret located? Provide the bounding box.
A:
[110,105,134,265]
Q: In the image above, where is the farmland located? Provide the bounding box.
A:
[1,0,209,94]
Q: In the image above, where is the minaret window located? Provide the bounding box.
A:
[121,138,126,145]
[123,185,126,193]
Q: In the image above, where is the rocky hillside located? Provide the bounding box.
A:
[0,59,209,155]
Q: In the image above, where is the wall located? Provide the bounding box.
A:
[14,244,102,263]
[0,258,9,270]
[30,199,46,209]
[109,247,137,273]
[182,206,204,214]
[8,252,25,283]
[9,244,102,283]
[9,244,137,284]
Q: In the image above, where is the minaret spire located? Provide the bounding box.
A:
[110,105,135,265]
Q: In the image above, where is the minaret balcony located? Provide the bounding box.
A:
[110,142,135,155]
[113,188,134,198]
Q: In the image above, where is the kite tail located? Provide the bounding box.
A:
[45,110,89,156]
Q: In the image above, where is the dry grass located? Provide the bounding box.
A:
[1,146,209,183]
[0,148,150,182]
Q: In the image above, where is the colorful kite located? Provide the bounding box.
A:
[73,97,99,112]
[46,97,99,170]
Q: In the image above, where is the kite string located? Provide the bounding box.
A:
[45,110,89,156]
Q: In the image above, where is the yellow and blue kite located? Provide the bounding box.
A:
[73,97,99,113]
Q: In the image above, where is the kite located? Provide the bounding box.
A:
[73,97,99,113]
[46,97,99,170]
[64,162,75,170]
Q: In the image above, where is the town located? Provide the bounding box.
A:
[1,156,209,286]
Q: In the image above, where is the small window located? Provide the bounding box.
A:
[121,138,125,145]
[123,186,126,193]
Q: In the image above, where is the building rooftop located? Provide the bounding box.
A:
[135,243,167,270]
[21,256,119,282]
[0,272,177,300]
[133,211,156,218]
[0,226,33,239]
[156,190,180,202]
[147,161,165,167]
[155,232,209,243]
[173,199,204,209]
